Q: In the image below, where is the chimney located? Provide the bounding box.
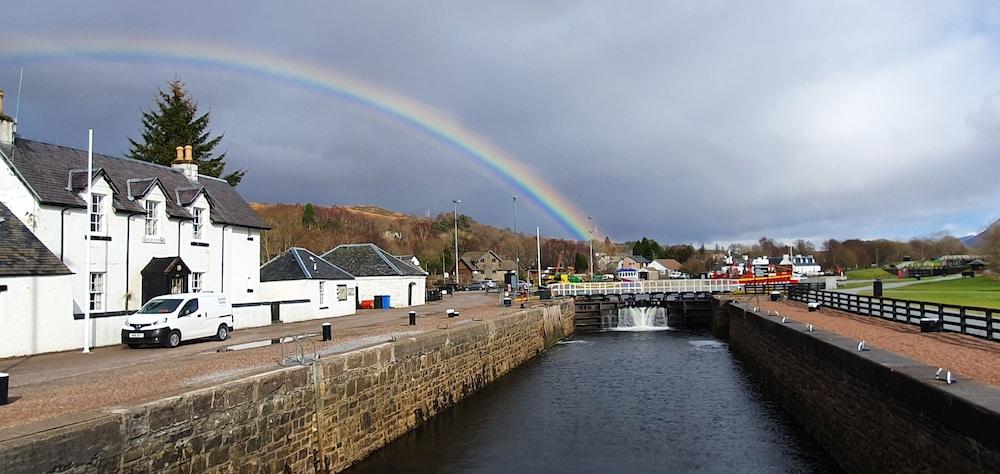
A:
[0,89,13,145]
[171,144,199,182]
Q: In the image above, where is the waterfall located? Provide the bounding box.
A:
[604,306,672,331]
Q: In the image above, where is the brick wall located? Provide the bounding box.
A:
[0,300,574,473]
[725,303,1000,473]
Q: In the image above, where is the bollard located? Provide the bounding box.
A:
[447,309,455,318]
[409,311,416,326]
[0,372,8,405]
[873,278,883,298]
[502,297,511,307]
[322,323,332,341]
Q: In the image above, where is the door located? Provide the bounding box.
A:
[408,282,415,306]
[178,298,211,338]
[270,302,281,323]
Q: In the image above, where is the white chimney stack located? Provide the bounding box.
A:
[171,144,199,182]
[0,89,14,145]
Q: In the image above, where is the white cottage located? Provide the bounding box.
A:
[259,247,357,322]
[0,201,76,357]
[321,243,427,308]
[0,106,268,351]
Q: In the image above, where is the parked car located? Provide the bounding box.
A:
[122,293,234,348]
[465,282,486,291]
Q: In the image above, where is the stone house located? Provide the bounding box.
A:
[459,250,514,282]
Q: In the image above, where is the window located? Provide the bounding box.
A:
[144,201,159,237]
[192,207,205,239]
[337,284,349,301]
[191,272,203,293]
[90,194,104,233]
[319,281,326,305]
[89,272,105,311]
[180,299,199,317]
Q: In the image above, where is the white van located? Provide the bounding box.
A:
[122,293,234,348]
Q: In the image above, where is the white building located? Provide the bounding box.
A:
[776,254,822,276]
[259,247,357,322]
[0,201,76,357]
[0,106,268,352]
[322,243,427,308]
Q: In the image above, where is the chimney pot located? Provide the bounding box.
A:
[175,146,184,162]
[184,145,193,162]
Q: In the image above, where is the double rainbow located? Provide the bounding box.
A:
[0,38,593,240]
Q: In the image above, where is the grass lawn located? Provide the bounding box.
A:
[845,268,895,279]
[838,278,915,290]
[859,276,1000,309]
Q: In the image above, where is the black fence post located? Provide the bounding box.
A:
[987,310,994,341]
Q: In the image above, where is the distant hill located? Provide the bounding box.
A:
[960,220,999,248]
[251,202,618,276]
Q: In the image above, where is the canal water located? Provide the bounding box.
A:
[346,329,839,473]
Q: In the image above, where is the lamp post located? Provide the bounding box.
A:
[452,199,461,285]
[513,195,519,287]
[588,216,596,281]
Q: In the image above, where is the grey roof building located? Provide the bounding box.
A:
[0,201,72,277]
[261,247,354,282]
[0,139,267,229]
[321,243,426,277]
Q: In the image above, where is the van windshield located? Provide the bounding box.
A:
[137,299,184,314]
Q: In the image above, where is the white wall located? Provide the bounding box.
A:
[258,279,357,322]
[0,274,75,358]
[356,276,426,308]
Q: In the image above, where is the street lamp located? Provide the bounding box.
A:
[513,195,519,286]
[588,216,597,281]
[452,199,461,285]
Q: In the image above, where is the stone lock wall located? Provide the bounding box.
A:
[724,303,1000,473]
[0,300,574,473]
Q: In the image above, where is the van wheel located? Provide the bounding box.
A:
[165,330,181,348]
[216,324,229,341]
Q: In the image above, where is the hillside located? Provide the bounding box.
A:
[960,220,998,248]
[252,203,619,277]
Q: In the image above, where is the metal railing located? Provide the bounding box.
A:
[787,288,999,342]
[744,282,825,294]
[549,279,740,296]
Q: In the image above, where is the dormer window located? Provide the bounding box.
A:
[145,201,160,237]
[192,207,205,239]
[90,194,105,233]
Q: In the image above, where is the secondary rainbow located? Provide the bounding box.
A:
[0,38,594,240]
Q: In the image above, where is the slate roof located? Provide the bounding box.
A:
[0,139,267,229]
[321,243,427,277]
[0,201,72,277]
[631,255,651,264]
[261,247,354,282]
[653,258,683,270]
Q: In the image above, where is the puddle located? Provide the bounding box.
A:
[215,334,317,352]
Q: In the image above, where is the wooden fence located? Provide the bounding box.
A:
[787,287,998,342]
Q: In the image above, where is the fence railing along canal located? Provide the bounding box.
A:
[787,287,999,342]
[549,279,740,297]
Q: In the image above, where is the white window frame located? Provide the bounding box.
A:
[145,201,160,237]
[192,207,205,239]
[319,281,326,305]
[89,272,105,311]
[337,284,349,301]
[190,272,203,293]
[90,194,105,234]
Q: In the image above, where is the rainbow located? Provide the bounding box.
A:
[0,38,594,240]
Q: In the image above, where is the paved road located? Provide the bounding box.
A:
[0,292,525,431]
[835,274,962,294]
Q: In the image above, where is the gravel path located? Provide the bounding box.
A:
[0,293,531,431]
[754,298,1000,386]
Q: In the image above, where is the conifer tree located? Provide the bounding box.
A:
[128,80,245,186]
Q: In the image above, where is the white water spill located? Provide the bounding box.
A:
[606,307,672,331]
[556,340,591,345]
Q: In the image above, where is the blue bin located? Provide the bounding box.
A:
[380,295,391,309]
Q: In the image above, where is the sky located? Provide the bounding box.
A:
[2,1,1000,245]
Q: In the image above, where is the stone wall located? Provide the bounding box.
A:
[0,300,574,473]
[724,302,1000,473]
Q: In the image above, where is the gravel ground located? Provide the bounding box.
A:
[753,298,1000,386]
[0,293,535,431]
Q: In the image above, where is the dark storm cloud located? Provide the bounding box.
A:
[3,1,1000,243]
